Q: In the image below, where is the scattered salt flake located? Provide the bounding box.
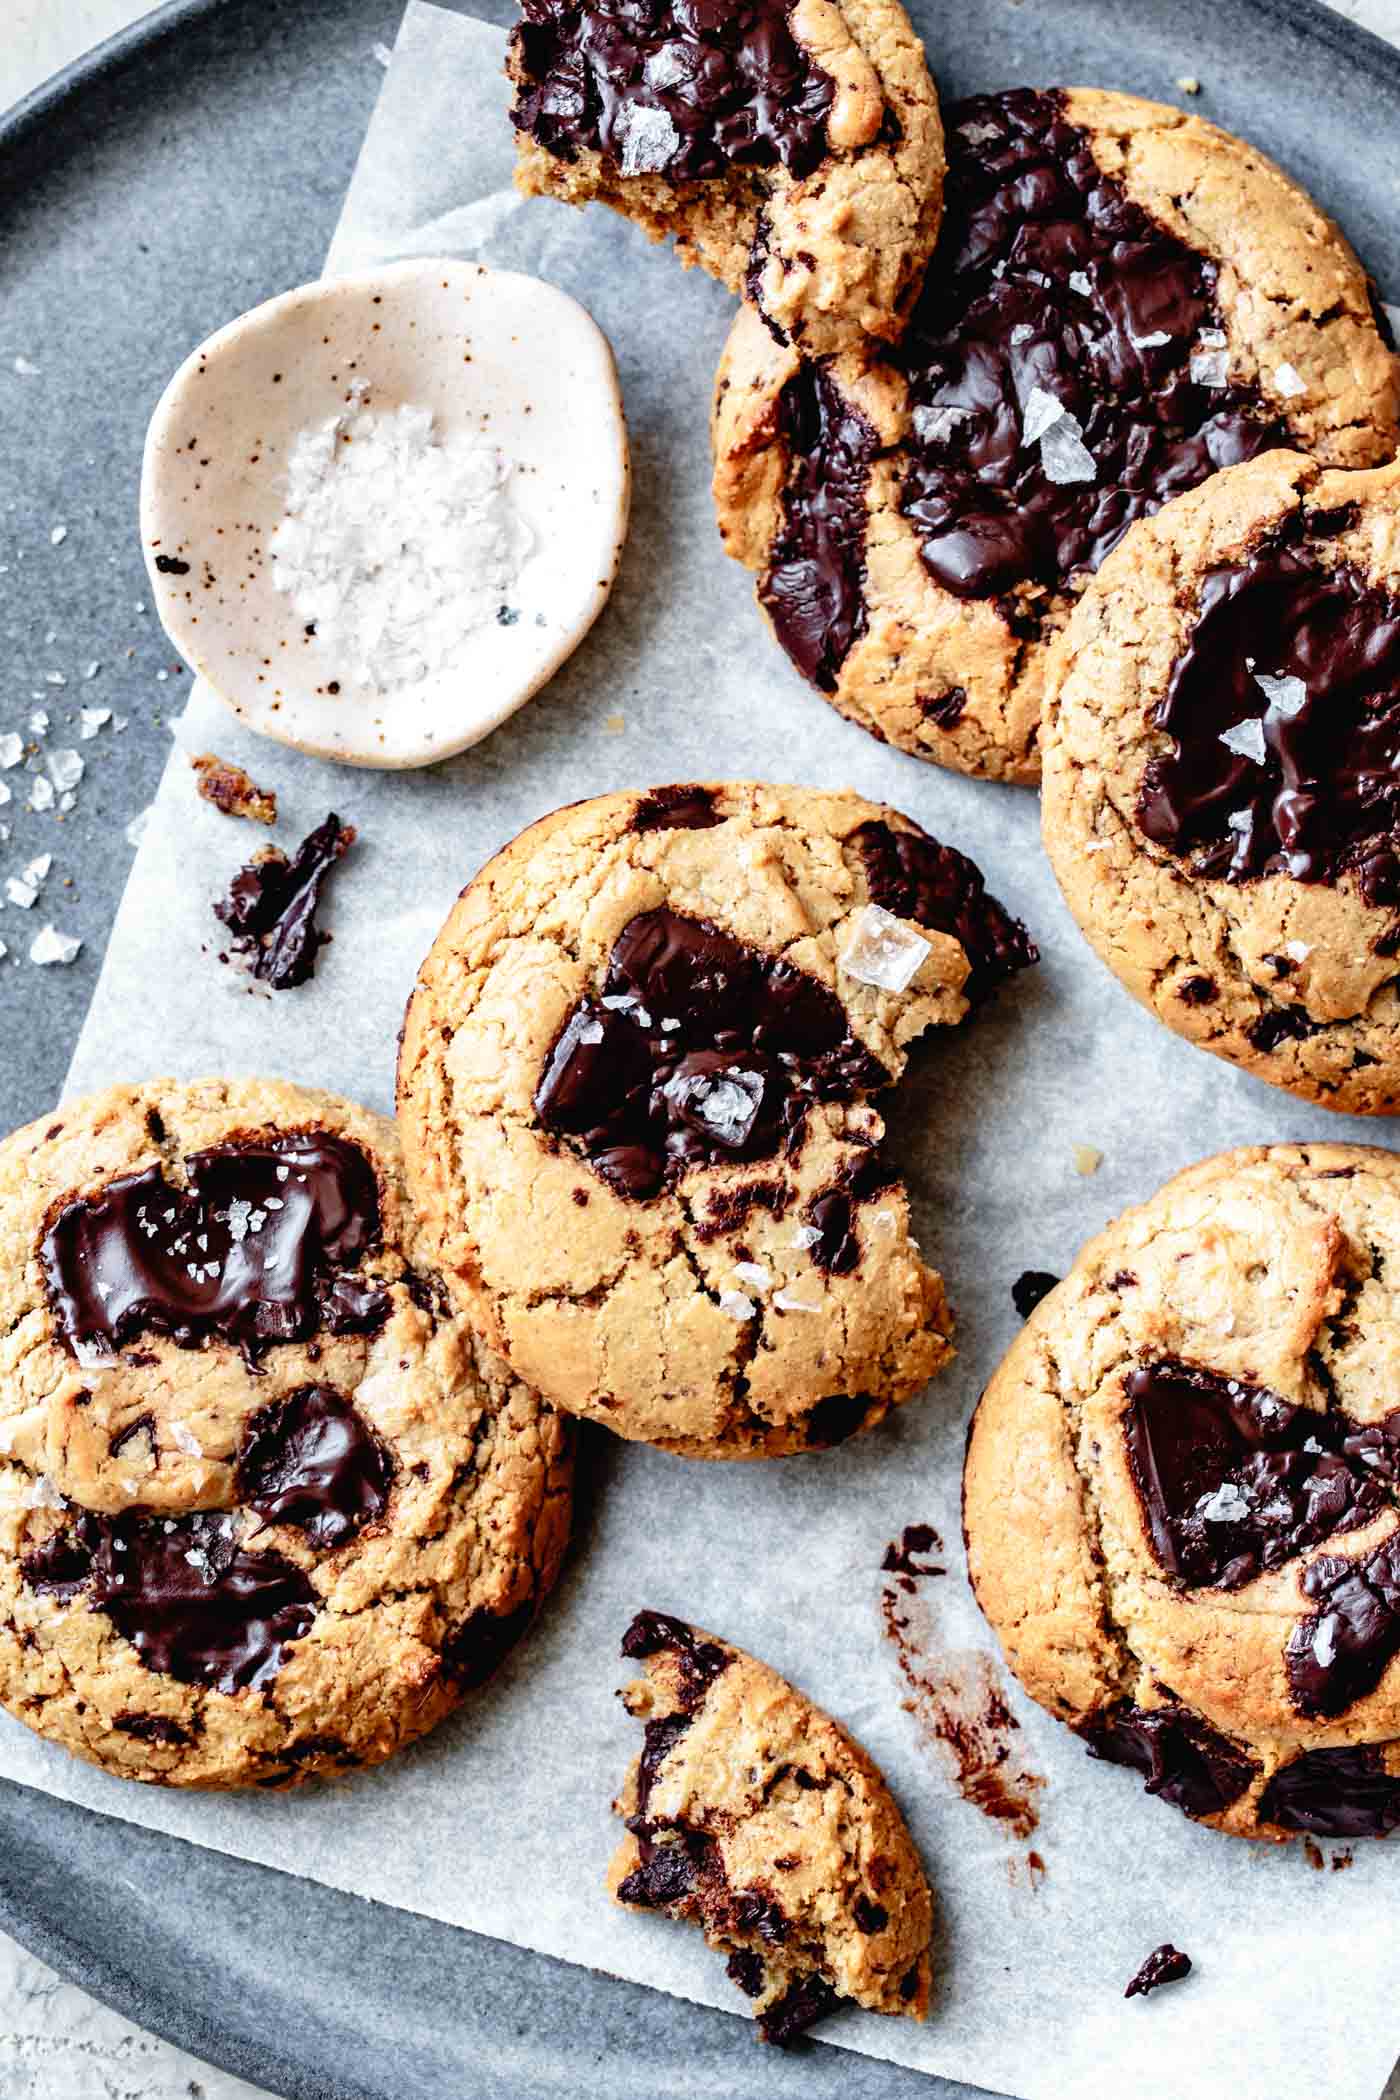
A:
[1177,74,1201,93]
[616,101,682,175]
[80,706,111,739]
[1132,330,1172,350]
[1197,1481,1251,1522]
[13,355,40,375]
[718,1289,757,1321]
[114,716,128,731]
[1273,362,1307,399]
[46,749,83,793]
[28,709,48,735]
[0,938,7,962]
[958,117,1002,145]
[125,805,154,849]
[1073,1144,1103,1176]
[840,904,930,994]
[24,1474,64,1510]
[169,1421,203,1458]
[44,671,66,687]
[1284,938,1311,962]
[870,1210,897,1238]
[773,1287,822,1313]
[24,856,52,886]
[1190,343,1230,388]
[5,876,37,909]
[0,735,21,769]
[791,1224,822,1251]
[733,1261,771,1292]
[1313,1616,1338,1669]
[576,1019,605,1046]
[1068,270,1092,297]
[1082,837,1113,854]
[0,784,8,809]
[911,403,971,446]
[1021,386,1066,446]
[49,525,67,547]
[28,776,54,812]
[83,661,101,681]
[30,924,81,966]
[1255,669,1308,719]
[1040,413,1097,485]
[59,793,75,813]
[1220,716,1267,765]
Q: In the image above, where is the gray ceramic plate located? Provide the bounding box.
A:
[3,2,1400,2095]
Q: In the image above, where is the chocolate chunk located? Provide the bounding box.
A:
[852,1895,889,1934]
[1259,1745,1400,1836]
[621,1609,732,1710]
[214,813,355,990]
[760,363,880,691]
[535,907,887,1201]
[24,1510,316,1694]
[191,752,277,825]
[42,1131,387,1361]
[920,687,967,727]
[237,1385,393,1548]
[1011,1269,1059,1318]
[803,1148,896,1275]
[852,819,1037,1005]
[1083,1701,1257,1820]
[617,1825,706,1909]
[510,0,836,184]
[632,785,720,833]
[733,1888,789,1944]
[726,1948,767,1997]
[20,1525,92,1601]
[1123,1359,1398,1590]
[758,1969,839,2046]
[442,1599,535,1688]
[1138,525,1400,907]
[805,1392,873,1447]
[1286,1534,1400,1718]
[114,1712,194,1747]
[1124,1944,1192,1999]
[898,90,1284,604]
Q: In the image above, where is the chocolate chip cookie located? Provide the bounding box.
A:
[0,1078,572,1788]
[713,87,1399,782]
[397,782,1035,1458]
[508,0,944,357]
[609,1609,933,2040]
[1043,448,1400,1113]
[964,1144,1400,1842]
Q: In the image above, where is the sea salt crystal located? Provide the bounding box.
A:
[44,671,66,687]
[1313,1616,1338,1668]
[226,1199,253,1243]
[773,1287,821,1313]
[49,525,67,547]
[80,707,110,739]
[615,102,681,176]
[1273,362,1307,398]
[28,776,54,812]
[911,403,971,446]
[576,1019,605,1046]
[269,394,532,700]
[30,924,81,966]
[840,904,930,994]
[690,1070,764,1144]
[718,1290,756,1322]
[0,735,20,769]
[1190,333,1230,387]
[1220,717,1267,765]
[1284,939,1311,962]
[733,1261,771,1292]
[1197,1481,1251,1522]
[602,993,652,1026]
[83,662,101,681]
[1254,670,1308,718]
[1040,415,1097,486]
[1021,386,1066,446]
[1132,330,1172,350]
[47,748,84,793]
[28,710,48,736]
[958,117,1002,145]
[791,1224,822,1251]
[1068,270,1092,297]
[13,355,40,376]
[5,875,37,909]
[25,1474,64,1510]
[170,1421,203,1457]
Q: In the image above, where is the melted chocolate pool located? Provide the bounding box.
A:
[1137,528,1400,907]
[760,88,1284,691]
[1259,1744,1400,1837]
[237,1384,393,1548]
[1083,1699,1258,1819]
[510,0,835,182]
[42,1132,390,1359]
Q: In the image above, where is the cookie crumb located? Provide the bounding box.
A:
[1176,74,1201,94]
[604,712,626,735]
[1072,1145,1103,1177]
[1124,1944,1191,1999]
[191,753,278,825]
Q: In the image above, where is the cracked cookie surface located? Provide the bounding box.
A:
[0,1077,572,1789]
[1043,449,1400,1113]
[712,87,1399,783]
[608,1609,932,2040]
[396,781,1035,1458]
[507,0,944,357]
[964,1144,1400,1841]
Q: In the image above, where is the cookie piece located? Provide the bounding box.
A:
[507,0,944,357]
[964,1143,1400,1842]
[0,1078,571,1788]
[1042,449,1400,1112]
[608,1609,932,2040]
[397,782,1035,1459]
[713,87,1399,782]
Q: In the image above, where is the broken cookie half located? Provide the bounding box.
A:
[608,1609,933,2043]
[506,0,944,357]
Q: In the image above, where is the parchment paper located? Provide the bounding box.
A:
[3,9,1398,2097]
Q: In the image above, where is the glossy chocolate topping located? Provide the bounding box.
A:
[534,907,888,1201]
[1258,1744,1400,1836]
[214,812,355,990]
[23,1510,316,1695]
[852,818,1038,1004]
[510,0,835,181]
[1287,1532,1400,1718]
[1137,529,1400,907]
[760,362,880,693]
[1083,1699,1258,1820]
[237,1385,394,1548]
[632,784,721,833]
[1123,1360,1400,1591]
[41,1132,390,1359]
[897,90,1283,604]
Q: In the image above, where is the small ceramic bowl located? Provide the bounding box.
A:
[140,258,630,768]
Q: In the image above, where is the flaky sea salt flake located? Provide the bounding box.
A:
[30,924,81,966]
[1255,670,1308,719]
[840,904,930,993]
[1273,362,1307,399]
[28,777,54,812]
[616,102,681,176]
[733,1262,771,1293]
[0,736,21,769]
[47,749,84,793]
[1021,386,1066,446]
[911,404,971,446]
[718,1290,756,1322]
[1220,717,1267,765]
[1039,413,1097,486]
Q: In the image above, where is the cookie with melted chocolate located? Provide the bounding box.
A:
[713,86,1398,782]
[608,1611,933,2039]
[507,0,944,357]
[1043,449,1400,1113]
[965,1143,1400,1841]
[0,1077,571,1788]
[398,782,1035,1457]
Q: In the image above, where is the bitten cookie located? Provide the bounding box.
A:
[964,1144,1400,1842]
[0,1078,572,1789]
[507,0,944,357]
[1043,449,1400,1113]
[608,1609,933,2041]
[397,782,1035,1459]
[713,87,1400,782]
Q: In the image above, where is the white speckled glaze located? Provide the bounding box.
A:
[139,259,630,768]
